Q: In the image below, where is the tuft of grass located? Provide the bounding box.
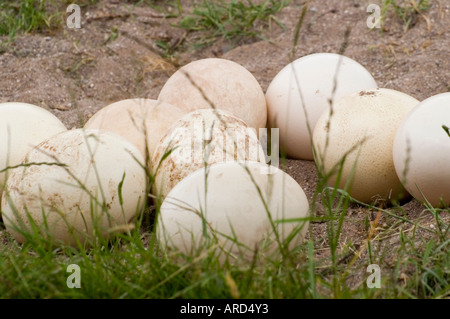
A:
[0,0,101,41]
[0,0,54,40]
[381,0,430,31]
[178,0,290,48]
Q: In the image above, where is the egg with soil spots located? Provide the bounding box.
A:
[0,102,67,200]
[152,109,266,200]
[156,161,309,262]
[265,53,378,160]
[84,98,186,165]
[1,129,147,246]
[313,88,419,204]
[393,92,450,207]
[158,58,267,132]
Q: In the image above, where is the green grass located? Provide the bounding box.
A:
[0,187,447,298]
[380,0,430,31]
[0,0,290,53]
[0,0,54,40]
[178,0,290,48]
[0,0,101,41]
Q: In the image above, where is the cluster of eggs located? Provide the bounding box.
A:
[267,53,450,207]
[0,58,310,261]
[0,103,147,246]
[1,53,447,257]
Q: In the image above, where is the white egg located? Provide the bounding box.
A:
[84,98,186,162]
[152,109,265,199]
[157,161,309,261]
[0,102,67,199]
[313,88,419,204]
[393,92,450,207]
[158,58,267,132]
[1,129,147,246]
[266,53,378,160]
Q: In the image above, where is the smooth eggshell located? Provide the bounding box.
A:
[266,53,378,160]
[313,88,419,204]
[152,109,266,200]
[158,58,267,132]
[84,99,186,162]
[157,161,309,261]
[393,92,450,206]
[1,129,147,246]
[0,102,67,198]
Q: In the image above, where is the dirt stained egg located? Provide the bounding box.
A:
[266,53,378,160]
[393,92,450,207]
[84,98,186,163]
[158,58,267,132]
[0,102,67,200]
[313,88,419,204]
[157,161,310,261]
[151,109,266,200]
[1,129,147,246]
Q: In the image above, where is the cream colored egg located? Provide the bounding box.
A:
[266,53,378,160]
[158,58,267,132]
[0,102,67,199]
[313,88,419,204]
[393,93,450,207]
[152,109,266,200]
[1,129,147,246]
[157,161,309,261]
[84,99,186,161]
